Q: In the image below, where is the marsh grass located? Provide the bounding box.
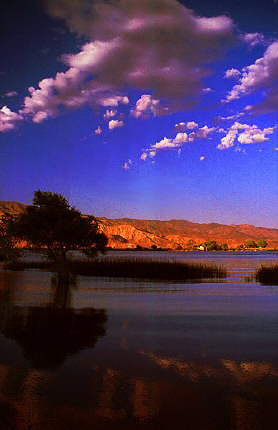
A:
[5,257,226,281]
[255,265,278,285]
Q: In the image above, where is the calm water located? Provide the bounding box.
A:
[0,252,278,430]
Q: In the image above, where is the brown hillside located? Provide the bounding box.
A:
[1,201,278,249]
[0,201,27,215]
[98,218,278,249]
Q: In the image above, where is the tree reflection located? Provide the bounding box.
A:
[0,273,107,369]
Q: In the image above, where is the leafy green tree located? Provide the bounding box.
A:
[245,240,258,248]
[9,190,108,272]
[257,239,268,248]
[186,239,196,251]
[202,241,221,251]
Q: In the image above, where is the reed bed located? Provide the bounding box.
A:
[255,265,278,285]
[5,257,226,281]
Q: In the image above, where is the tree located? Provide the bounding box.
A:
[221,243,228,251]
[0,213,22,264]
[245,240,258,248]
[186,239,196,251]
[257,239,268,248]
[202,241,221,251]
[9,190,108,272]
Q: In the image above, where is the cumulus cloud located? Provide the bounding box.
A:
[0,106,23,132]
[174,121,198,131]
[217,121,274,149]
[103,109,117,120]
[95,125,102,134]
[188,125,215,141]
[109,119,124,130]
[20,0,232,124]
[238,126,274,144]
[200,156,205,161]
[224,68,241,79]
[224,41,278,113]
[144,122,215,157]
[217,128,238,150]
[151,136,181,151]
[141,152,148,161]
[130,94,162,119]
[173,132,188,144]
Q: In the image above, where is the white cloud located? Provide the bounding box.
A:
[239,32,267,47]
[122,159,132,170]
[103,109,117,120]
[174,121,198,131]
[217,121,274,149]
[186,121,199,130]
[151,136,181,151]
[33,111,49,123]
[238,126,274,144]
[203,87,213,93]
[173,132,188,144]
[5,91,18,98]
[0,106,23,132]
[224,41,278,113]
[216,112,245,122]
[108,119,124,130]
[188,125,215,141]
[130,94,162,119]
[95,125,102,134]
[217,128,238,150]
[200,156,205,161]
[99,95,129,107]
[146,123,215,157]
[224,68,241,79]
[141,152,148,161]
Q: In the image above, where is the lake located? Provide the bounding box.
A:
[0,251,278,430]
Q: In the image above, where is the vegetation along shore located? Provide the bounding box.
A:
[255,265,278,285]
[5,257,227,282]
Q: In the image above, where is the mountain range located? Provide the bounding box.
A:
[1,201,278,249]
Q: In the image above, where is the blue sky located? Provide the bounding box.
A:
[0,0,278,227]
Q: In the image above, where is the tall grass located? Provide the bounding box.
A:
[255,265,278,285]
[5,257,226,281]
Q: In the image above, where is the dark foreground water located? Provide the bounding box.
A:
[0,252,278,430]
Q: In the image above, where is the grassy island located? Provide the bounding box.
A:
[255,265,278,285]
[5,257,226,282]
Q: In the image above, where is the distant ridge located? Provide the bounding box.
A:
[0,201,27,215]
[1,200,278,249]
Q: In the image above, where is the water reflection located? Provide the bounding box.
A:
[0,272,107,369]
[0,356,277,430]
[0,268,278,429]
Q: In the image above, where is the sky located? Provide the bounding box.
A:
[0,0,278,227]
